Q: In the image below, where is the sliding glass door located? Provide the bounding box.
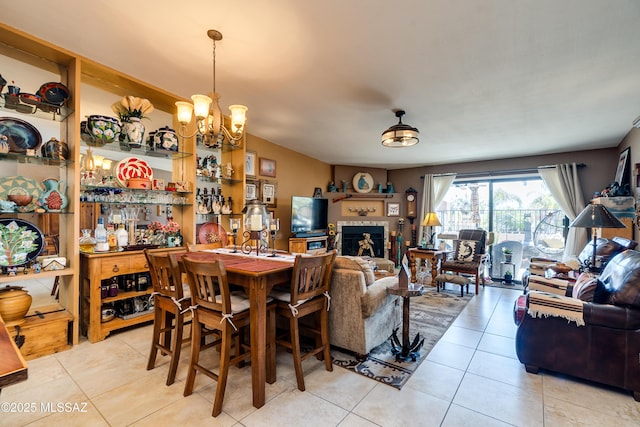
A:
[436,177,563,281]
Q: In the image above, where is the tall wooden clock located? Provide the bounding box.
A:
[405,187,418,219]
[405,187,419,246]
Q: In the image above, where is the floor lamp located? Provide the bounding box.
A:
[569,202,625,271]
[421,212,441,249]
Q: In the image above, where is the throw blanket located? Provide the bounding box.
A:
[527,291,585,326]
[528,275,572,296]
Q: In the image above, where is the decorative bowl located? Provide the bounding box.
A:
[87,115,121,144]
[101,308,115,323]
[8,194,33,206]
[41,137,69,160]
[19,93,41,105]
[0,285,32,326]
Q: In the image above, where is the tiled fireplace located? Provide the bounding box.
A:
[337,221,389,259]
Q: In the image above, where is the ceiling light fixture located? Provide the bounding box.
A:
[381,109,419,147]
[175,29,247,146]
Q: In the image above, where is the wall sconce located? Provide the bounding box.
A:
[175,29,248,147]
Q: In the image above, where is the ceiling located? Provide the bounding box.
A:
[3,1,640,169]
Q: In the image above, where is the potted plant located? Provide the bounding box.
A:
[502,247,513,263]
[504,270,513,284]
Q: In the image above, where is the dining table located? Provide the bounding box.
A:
[178,249,294,409]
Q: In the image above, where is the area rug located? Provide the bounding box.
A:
[332,288,473,389]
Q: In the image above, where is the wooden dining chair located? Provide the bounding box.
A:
[270,250,336,391]
[181,255,274,417]
[144,248,190,386]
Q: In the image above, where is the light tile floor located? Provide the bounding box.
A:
[2,286,640,426]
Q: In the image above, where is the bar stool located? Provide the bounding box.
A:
[270,250,336,391]
[144,248,189,386]
[181,255,275,417]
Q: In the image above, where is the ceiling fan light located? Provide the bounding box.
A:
[381,110,419,147]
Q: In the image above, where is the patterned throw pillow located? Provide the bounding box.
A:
[333,256,376,285]
[456,240,477,262]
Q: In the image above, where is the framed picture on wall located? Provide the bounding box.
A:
[386,202,400,217]
[245,151,257,178]
[261,180,277,207]
[259,158,276,177]
[615,147,630,187]
[246,179,259,201]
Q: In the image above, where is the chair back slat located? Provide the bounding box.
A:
[291,251,336,304]
[181,256,232,314]
[145,250,185,299]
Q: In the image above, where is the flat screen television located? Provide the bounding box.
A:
[291,196,328,236]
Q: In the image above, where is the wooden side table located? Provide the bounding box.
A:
[387,263,424,362]
[408,248,448,285]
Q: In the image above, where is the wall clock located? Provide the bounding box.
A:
[405,187,418,219]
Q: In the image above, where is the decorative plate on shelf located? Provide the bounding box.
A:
[0,218,45,267]
[37,82,70,106]
[352,172,374,193]
[0,176,44,212]
[197,222,228,246]
[115,157,153,187]
[0,117,42,153]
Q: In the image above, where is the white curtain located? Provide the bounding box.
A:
[418,173,456,242]
[538,163,587,259]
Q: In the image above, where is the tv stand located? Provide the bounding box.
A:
[289,235,328,255]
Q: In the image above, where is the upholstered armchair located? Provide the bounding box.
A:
[439,229,487,294]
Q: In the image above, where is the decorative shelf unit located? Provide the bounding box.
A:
[0,23,80,357]
[0,22,251,350]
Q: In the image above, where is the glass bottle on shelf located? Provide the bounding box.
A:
[116,223,128,248]
[79,229,96,253]
[94,218,109,252]
[107,224,117,251]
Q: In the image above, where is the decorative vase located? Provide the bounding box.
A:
[0,285,32,326]
[167,234,181,247]
[122,117,145,149]
[40,178,68,212]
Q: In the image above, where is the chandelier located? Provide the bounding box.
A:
[381,110,419,147]
[175,29,247,146]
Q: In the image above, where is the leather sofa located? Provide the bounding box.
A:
[514,249,640,400]
[329,256,400,356]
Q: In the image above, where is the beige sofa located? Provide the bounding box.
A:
[329,256,400,356]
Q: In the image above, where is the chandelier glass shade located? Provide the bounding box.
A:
[381,109,419,147]
[175,29,247,146]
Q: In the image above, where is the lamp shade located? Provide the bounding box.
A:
[422,212,442,227]
[569,203,625,229]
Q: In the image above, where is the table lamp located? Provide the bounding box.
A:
[421,212,441,248]
[569,202,625,270]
